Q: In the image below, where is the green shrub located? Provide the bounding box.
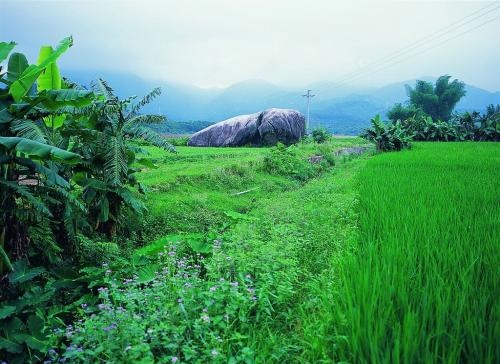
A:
[76,235,124,266]
[361,115,413,152]
[167,136,190,146]
[262,143,315,181]
[311,127,331,144]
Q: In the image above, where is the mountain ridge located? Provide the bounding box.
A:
[66,69,500,135]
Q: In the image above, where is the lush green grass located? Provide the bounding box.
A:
[59,141,499,363]
[135,138,365,240]
[329,142,500,363]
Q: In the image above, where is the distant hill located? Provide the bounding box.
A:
[65,70,500,135]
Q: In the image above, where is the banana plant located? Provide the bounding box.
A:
[67,78,174,237]
[0,39,90,273]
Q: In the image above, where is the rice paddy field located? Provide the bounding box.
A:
[329,142,500,363]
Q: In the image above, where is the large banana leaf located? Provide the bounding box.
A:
[9,37,72,102]
[0,136,81,164]
[40,89,94,110]
[37,46,61,91]
[0,41,16,63]
[6,52,28,83]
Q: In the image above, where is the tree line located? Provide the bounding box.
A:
[362,75,500,151]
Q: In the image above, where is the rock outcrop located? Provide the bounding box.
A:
[188,108,306,147]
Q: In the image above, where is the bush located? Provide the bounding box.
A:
[311,128,331,144]
[262,143,315,181]
[361,115,413,152]
[167,136,190,146]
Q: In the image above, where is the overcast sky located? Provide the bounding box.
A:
[1,0,499,90]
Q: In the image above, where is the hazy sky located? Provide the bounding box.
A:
[1,0,499,90]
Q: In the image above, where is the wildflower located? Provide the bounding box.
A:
[80,303,88,309]
[209,286,217,292]
[125,346,132,352]
[230,281,239,287]
[247,288,255,294]
[211,349,219,357]
[97,287,108,293]
[102,262,108,267]
[171,357,179,363]
[105,269,112,275]
[201,314,210,322]
[203,307,208,312]
[177,298,183,304]
[103,323,117,332]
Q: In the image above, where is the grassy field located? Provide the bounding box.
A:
[328,142,500,363]
[135,139,365,240]
[58,141,499,363]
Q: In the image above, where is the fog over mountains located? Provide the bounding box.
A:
[67,70,500,135]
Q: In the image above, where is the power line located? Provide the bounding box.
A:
[331,13,500,90]
[330,2,499,88]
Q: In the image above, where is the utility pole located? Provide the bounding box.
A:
[302,89,315,131]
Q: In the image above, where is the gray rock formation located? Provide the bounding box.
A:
[188,108,305,147]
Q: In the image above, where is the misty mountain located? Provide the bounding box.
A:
[65,70,500,135]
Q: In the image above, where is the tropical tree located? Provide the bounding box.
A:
[67,78,174,237]
[0,38,95,274]
[405,75,466,121]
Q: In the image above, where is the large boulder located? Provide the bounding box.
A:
[188,108,306,147]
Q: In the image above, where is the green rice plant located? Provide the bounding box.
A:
[331,142,500,363]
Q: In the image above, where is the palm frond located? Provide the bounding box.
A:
[116,187,146,213]
[103,136,128,186]
[93,78,116,101]
[125,125,176,152]
[9,119,47,143]
[0,180,52,217]
[129,87,161,116]
[128,114,166,124]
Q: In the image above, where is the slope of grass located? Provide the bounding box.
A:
[330,142,500,363]
[135,138,365,240]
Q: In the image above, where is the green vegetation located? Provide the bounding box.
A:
[329,142,500,362]
[54,143,369,363]
[1,39,499,364]
[0,38,173,362]
[361,115,412,151]
[389,75,466,122]
[364,76,499,151]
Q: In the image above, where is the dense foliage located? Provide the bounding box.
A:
[392,75,466,122]
[364,76,499,151]
[310,127,331,144]
[0,38,172,362]
[361,115,412,151]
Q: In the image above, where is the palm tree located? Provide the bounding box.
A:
[69,78,174,237]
